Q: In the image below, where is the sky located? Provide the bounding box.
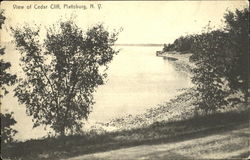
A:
[1,1,248,44]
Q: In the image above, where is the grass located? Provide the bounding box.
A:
[1,109,249,160]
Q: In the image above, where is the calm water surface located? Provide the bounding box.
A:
[90,46,191,122]
[2,46,192,140]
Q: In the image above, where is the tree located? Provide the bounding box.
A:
[0,10,17,144]
[162,35,195,53]
[0,9,6,29]
[190,30,232,114]
[223,8,249,102]
[1,112,17,143]
[11,19,119,135]
[190,8,249,114]
[0,10,16,98]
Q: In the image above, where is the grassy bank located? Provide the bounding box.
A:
[1,106,249,160]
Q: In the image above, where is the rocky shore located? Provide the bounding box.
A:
[103,88,196,131]
[157,52,195,73]
[94,52,196,132]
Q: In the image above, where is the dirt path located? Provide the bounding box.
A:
[65,124,249,160]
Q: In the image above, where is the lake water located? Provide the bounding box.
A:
[2,46,192,141]
[90,46,192,122]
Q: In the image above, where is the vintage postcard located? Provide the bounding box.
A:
[0,1,249,159]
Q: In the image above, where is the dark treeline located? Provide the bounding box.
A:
[163,35,195,53]
[163,8,249,114]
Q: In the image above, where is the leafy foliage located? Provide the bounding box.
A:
[190,8,249,114]
[163,35,195,53]
[223,8,249,99]
[0,10,18,144]
[0,48,17,97]
[0,10,6,29]
[1,112,17,143]
[11,20,119,135]
[0,10,16,98]
[190,30,232,114]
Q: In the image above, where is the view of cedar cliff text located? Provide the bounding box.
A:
[0,1,249,160]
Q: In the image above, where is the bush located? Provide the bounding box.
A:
[190,8,249,114]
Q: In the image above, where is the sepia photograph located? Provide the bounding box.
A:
[0,0,249,159]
